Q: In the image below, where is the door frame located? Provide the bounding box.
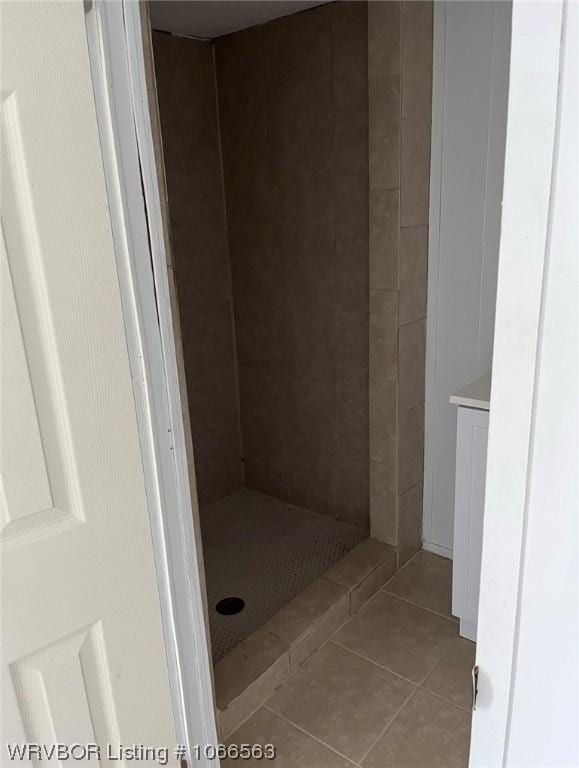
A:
[84,2,218,763]
[470,0,573,764]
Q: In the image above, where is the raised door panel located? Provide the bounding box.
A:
[1,93,83,550]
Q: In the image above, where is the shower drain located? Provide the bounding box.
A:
[216,596,245,616]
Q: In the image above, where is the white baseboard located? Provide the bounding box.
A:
[422,540,453,560]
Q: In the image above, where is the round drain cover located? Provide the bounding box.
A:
[216,596,245,616]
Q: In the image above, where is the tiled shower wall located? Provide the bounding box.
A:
[152,33,243,506]
[215,3,370,528]
[368,2,432,562]
[150,2,431,543]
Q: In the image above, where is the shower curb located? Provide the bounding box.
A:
[215,537,398,739]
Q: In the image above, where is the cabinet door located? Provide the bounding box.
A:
[452,407,489,639]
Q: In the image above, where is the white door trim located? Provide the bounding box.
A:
[469,0,567,764]
[85,2,218,763]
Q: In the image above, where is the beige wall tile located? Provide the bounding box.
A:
[398,404,425,493]
[179,300,237,377]
[283,371,337,455]
[333,0,369,228]
[335,591,456,683]
[333,454,370,529]
[283,445,337,519]
[398,318,426,412]
[368,0,432,550]
[368,1,401,79]
[336,375,370,464]
[398,482,424,566]
[154,34,231,307]
[186,365,242,506]
[145,86,170,215]
[400,1,432,227]
[370,189,400,289]
[223,707,353,767]
[369,74,401,190]
[268,642,413,762]
[370,379,397,465]
[367,7,397,541]
[335,307,369,388]
[193,432,244,507]
[139,2,156,92]
[370,460,398,544]
[401,1,434,122]
[370,290,398,382]
[400,225,428,324]
[363,689,471,768]
[153,33,243,503]
[216,5,369,524]
[401,113,431,227]
[177,302,242,504]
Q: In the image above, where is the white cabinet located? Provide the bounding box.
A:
[450,376,491,641]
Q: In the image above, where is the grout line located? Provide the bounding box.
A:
[331,639,421,688]
[381,547,422,586]
[370,184,401,193]
[333,634,465,694]
[380,589,459,624]
[220,696,272,743]
[398,314,427,328]
[357,685,419,765]
[264,705,360,767]
[418,684,474,714]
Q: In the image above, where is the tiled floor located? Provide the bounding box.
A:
[222,551,475,767]
[201,488,366,660]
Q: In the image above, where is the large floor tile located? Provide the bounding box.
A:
[422,637,476,710]
[383,550,454,618]
[267,642,413,762]
[222,707,354,767]
[334,591,457,683]
[363,689,471,768]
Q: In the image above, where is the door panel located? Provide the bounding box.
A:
[1,1,177,760]
[1,91,83,548]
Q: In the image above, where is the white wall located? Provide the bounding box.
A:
[423,1,511,556]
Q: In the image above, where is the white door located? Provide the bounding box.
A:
[470,0,578,765]
[1,1,178,761]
